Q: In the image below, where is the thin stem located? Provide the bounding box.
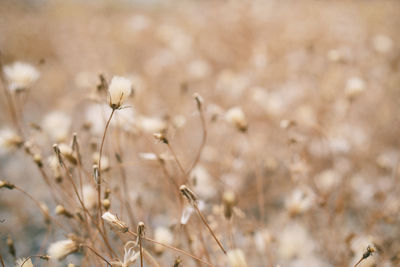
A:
[184,102,207,182]
[127,230,214,267]
[0,53,23,137]
[0,253,5,267]
[139,237,144,267]
[97,108,115,227]
[58,156,116,258]
[183,225,203,267]
[354,258,364,267]
[115,134,136,225]
[14,186,67,231]
[197,229,212,264]
[166,142,186,176]
[143,248,161,267]
[193,204,227,254]
[72,133,84,200]
[243,132,265,221]
[36,164,62,204]
[81,244,112,266]
[20,255,49,267]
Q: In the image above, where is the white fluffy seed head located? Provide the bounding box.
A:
[225,106,248,132]
[154,227,173,254]
[227,249,248,267]
[286,187,315,216]
[47,239,78,260]
[137,116,167,133]
[102,211,129,233]
[345,77,365,100]
[3,62,40,91]
[108,76,132,109]
[82,185,97,209]
[42,112,72,142]
[0,128,23,154]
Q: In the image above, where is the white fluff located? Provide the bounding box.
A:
[108,76,132,108]
[154,226,173,253]
[42,111,71,142]
[137,116,167,133]
[47,239,77,260]
[3,61,40,91]
[102,211,128,232]
[82,185,97,209]
[225,106,247,131]
[0,128,22,154]
[345,77,365,100]
[227,249,248,267]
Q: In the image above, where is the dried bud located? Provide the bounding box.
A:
[40,202,51,224]
[55,205,73,218]
[222,191,236,220]
[180,185,198,205]
[102,198,111,211]
[225,107,248,132]
[24,141,33,155]
[102,211,128,233]
[92,153,110,172]
[40,255,50,261]
[33,153,43,167]
[193,93,204,110]
[97,74,108,92]
[93,165,99,184]
[47,239,78,260]
[53,144,63,165]
[104,188,111,199]
[354,245,376,267]
[137,221,145,239]
[173,257,182,267]
[0,180,15,190]
[58,143,77,165]
[153,132,168,144]
[7,235,16,258]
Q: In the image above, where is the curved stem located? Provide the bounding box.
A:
[194,205,227,254]
[97,108,115,221]
[166,142,186,176]
[96,108,116,257]
[0,253,5,267]
[20,255,49,267]
[184,104,207,183]
[127,230,214,267]
[81,244,112,266]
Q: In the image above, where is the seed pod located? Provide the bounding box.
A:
[102,211,128,233]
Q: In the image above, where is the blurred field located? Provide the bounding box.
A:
[0,0,400,266]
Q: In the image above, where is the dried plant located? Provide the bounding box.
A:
[0,1,399,266]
